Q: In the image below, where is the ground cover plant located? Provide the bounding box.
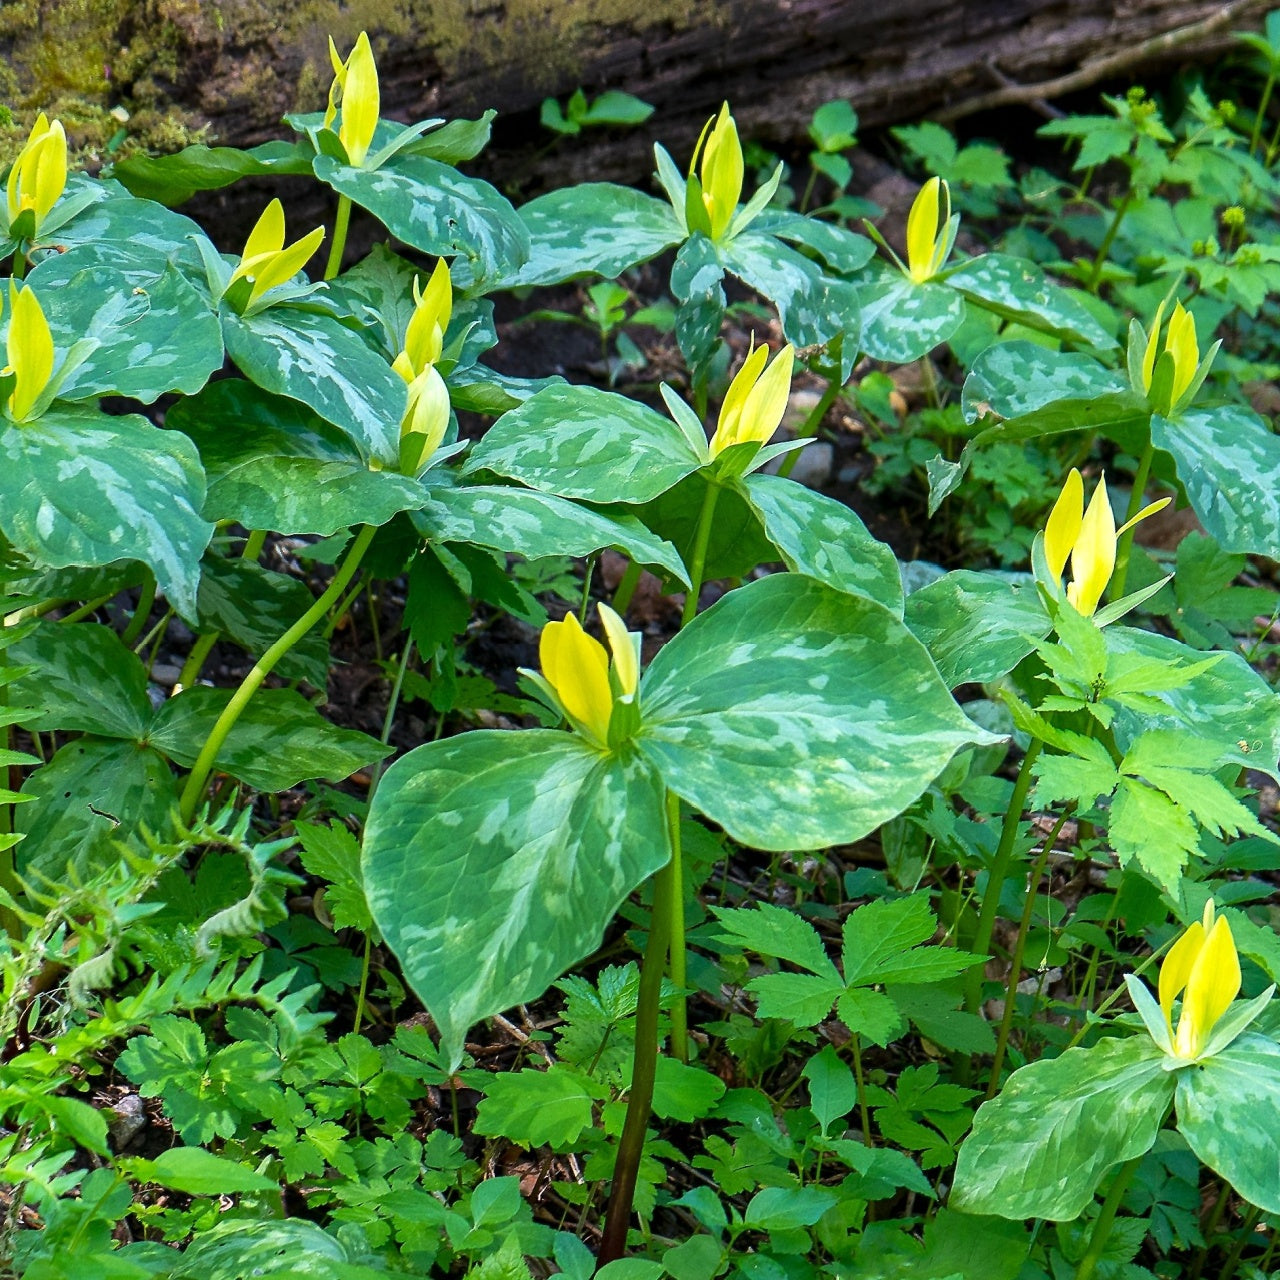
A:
[1,18,1280,1280]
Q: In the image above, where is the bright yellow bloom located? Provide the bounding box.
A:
[6,113,67,236]
[1042,469,1169,616]
[708,341,795,457]
[539,603,638,748]
[393,259,453,383]
[227,199,325,307]
[1142,300,1200,406]
[690,103,743,241]
[325,32,380,167]
[1159,900,1241,1061]
[3,282,54,422]
[905,177,952,283]
[399,364,450,476]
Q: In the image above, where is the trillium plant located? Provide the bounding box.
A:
[1,18,1280,1280]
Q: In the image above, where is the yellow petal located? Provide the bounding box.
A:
[1116,496,1170,538]
[1068,475,1116,616]
[338,32,380,166]
[247,224,326,304]
[1165,302,1199,404]
[906,177,941,283]
[701,102,743,241]
[1044,468,1084,582]
[1141,300,1165,394]
[30,119,67,221]
[7,113,49,220]
[540,612,613,744]
[710,340,769,455]
[927,178,952,278]
[737,343,794,449]
[402,258,452,376]
[323,36,344,132]
[229,200,287,286]
[399,365,450,475]
[1174,915,1240,1058]
[6,283,55,421]
[1158,918,1205,1034]
[598,602,638,698]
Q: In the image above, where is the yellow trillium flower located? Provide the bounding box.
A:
[1158,900,1241,1061]
[538,603,639,748]
[227,199,325,308]
[1042,469,1168,617]
[393,258,453,383]
[2,282,55,422]
[708,340,795,457]
[6,112,67,236]
[690,103,743,241]
[398,364,450,476]
[1141,299,1199,406]
[325,32,380,167]
[905,176,952,283]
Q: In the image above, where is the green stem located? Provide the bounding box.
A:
[176,532,267,689]
[1073,1155,1142,1280]
[368,639,413,798]
[1189,1179,1232,1280]
[964,737,1044,1016]
[666,790,688,1063]
[1219,1204,1263,1280]
[777,375,843,480]
[118,574,157,647]
[59,593,117,626]
[680,482,722,627]
[611,559,643,616]
[579,553,598,626]
[241,529,267,561]
[851,1032,872,1148]
[178,525,377,822]
[322,575,368,641]
[1086,191,1133,293]
[352,932,373,1036]
[597,859,675,1265]
[986,807,1071,1098]
[12,250,26,281]
[1110,439,1155,602]
[324,195,353,281]
[1252,74,1277,158]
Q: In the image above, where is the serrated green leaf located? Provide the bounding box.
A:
[713,903,840,979]
[745,971,843,1026]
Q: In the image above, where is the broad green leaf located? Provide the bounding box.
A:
[40,1096,110,1156]
[753,210,875,275]
[510,184,682,287]
[473,1064,609,1147]
[170,1219,380,1280]
[857,268,965,363]
[25,246,223,403]
[148,1146,280,1195]
[417,485,690,585]
[651,1056,727,1121]
[639,574,998,850]
[197,556,329,686]
[803,1045,858,1134]
[150,687,390,791]
[463,383,702,503]
[222,307,406,465]
[947,253,1117,350]
[633,470,775,583]
[743,1186,838,1231]
[170,379,428,535]
[313,153,529,293]
[106,139,315,206]
[904,570,1050,687]
[16,738,176,879]
[0,406,211,620]
[1107,626,1280,782]
[11,622,151,740]
[950,1035,1174,1220]
[671,234,726,371]
[1151,406,1280,558]
[744,473,903,614]
[1176,1034,1280,1212]
[961,341,1130,424]
[363,732,669,1067]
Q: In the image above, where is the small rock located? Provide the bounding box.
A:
[781,387,825,435]
[150,663,183,687]
[782,441,834,489]
[107,1094,146,1150]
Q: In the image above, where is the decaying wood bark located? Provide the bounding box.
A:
[0,0,1268,194]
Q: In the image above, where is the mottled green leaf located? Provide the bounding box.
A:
[744,473,903,614]
[510,184,682,287]
[639,574,998,850]
[904,570,1050,686]
[753,211,876,276]
[314,153,528,293]
[150,687,390,791]
[951,1036,1174,1220]
[961,341,1130,424]
[25,247,223,403]
[671,234,726,371]
[222,307,406,465]
[463,383,702,503]
[363,733,669,1067]
[417,485,690,585]
[1176,1034,1280,1212]
[16,738,176,879]
[857,268,965,362]
[1151,406,1280,559]
[0,406,211,620]
[106,140,315,206]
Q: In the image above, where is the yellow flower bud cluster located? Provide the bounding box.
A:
[394,259,454,476]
